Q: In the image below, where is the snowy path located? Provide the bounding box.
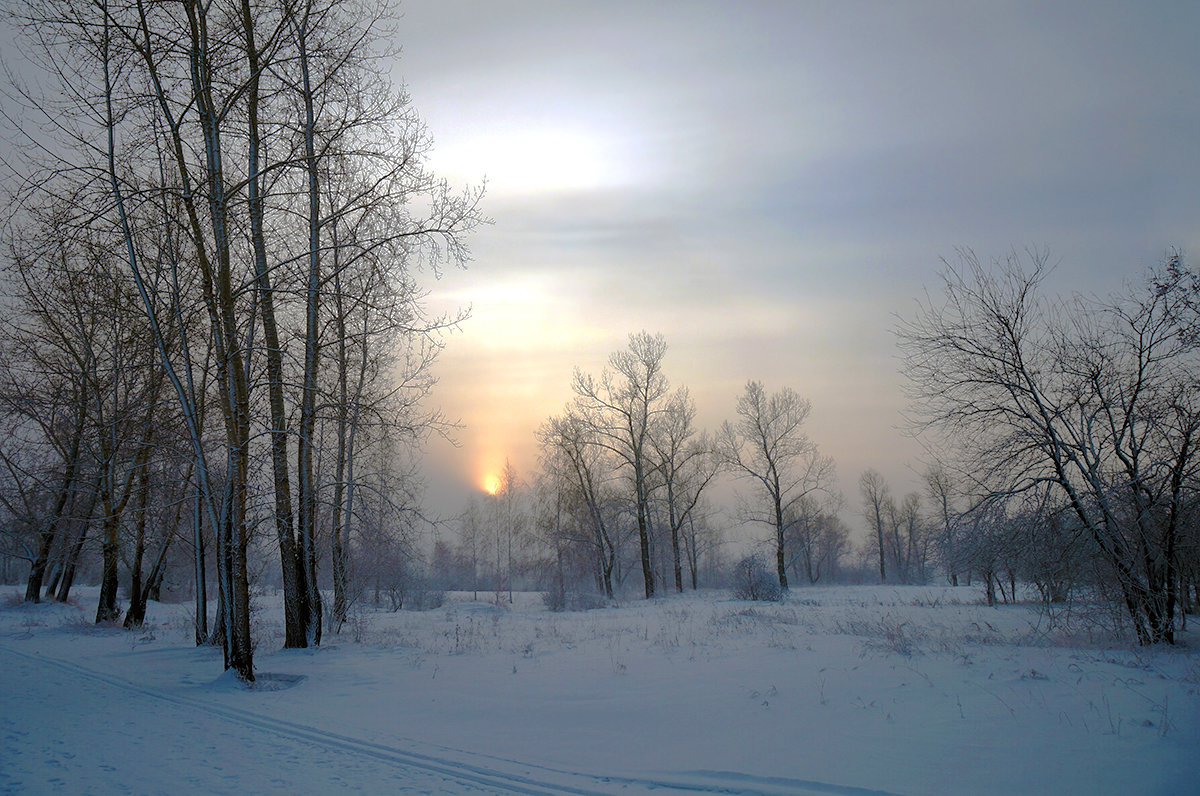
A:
[0,643,888,796]
[0,644,555,794]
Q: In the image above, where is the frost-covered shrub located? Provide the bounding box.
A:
[731,555,783,602]
[866,614,917,656]
[833,613,920,656]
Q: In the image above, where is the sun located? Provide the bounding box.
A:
[482,474,500,496]
[431,123,633,196]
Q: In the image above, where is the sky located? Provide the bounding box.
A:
[392,1,1200,531]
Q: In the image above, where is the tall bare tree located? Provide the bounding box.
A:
[720,381,835,591]
[924,464,962,586]
[6,0,481,679]
[651,388,719,592]
[859,469,890,583]
[540,410,620,598]
[786,495,848,585]
[568,328,672,597]
[572,332,671,598]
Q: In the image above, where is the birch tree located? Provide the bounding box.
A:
[6,0,481,678]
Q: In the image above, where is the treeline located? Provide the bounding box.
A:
[0,0,480,680]
[427,249,1200,652]
[428,332,849,604]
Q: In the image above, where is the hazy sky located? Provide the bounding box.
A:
[393,1,1200,524]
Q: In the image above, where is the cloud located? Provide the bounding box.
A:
[401,0,1200,517]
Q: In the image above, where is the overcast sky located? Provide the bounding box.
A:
[392,1,1200,525]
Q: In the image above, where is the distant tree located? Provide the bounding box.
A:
[680,502,723,589]
[529,465,618,607]
[720,381,835,591]
[924,464,963,586]
[857,471,928,585]
[539,411,621,598]
[458,499,485,600]
[495,459,525,602]
[859,470,891,583]
[786,496,849,584]
[572,332,672,598]
[889,492,928,584]
[651,388,719,592]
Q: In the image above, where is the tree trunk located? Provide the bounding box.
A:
[296,4,323,646]
[25,532,56,605]
[95,451,140,624]
[43,563,61,600]
[239,0,309,650]
[635,464,655,598]
[25,397,86,603]
[127,462,181,623]
[95,523,121,623]
[773,488,788,592]
[330,255,353,627]
[184,0,256,681]
[874,499,887,584]
[193,483,207,645]
[667,483,683,593]
[123,459,152,628]
[55,477,98,603]
[55,524,88,603]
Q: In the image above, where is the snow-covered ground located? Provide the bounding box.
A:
[2,585,1197,794]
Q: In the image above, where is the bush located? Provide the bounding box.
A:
[374,574,445,612]
[731,555,783,602]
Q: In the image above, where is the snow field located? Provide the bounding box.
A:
[2,585,1198,794]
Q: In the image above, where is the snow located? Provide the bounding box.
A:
[2,586,1198,794]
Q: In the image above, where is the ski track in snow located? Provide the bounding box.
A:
[0,642,894,796]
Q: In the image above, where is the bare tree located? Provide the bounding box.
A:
[924,464,962,586]
[458,498,485,600]
[235,0,311,650]
[900,250,1200,643]
[572,332,671,598]
[720,381,835,591]
[6,0,480,679]
[859,469,890,583]
[651,388,719,592]
[786,495,849,584]
[495,459,523,602]
[539,411,621,598]
[890,492,929,584]
[681,504,723,590]
[0,237,93,604]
